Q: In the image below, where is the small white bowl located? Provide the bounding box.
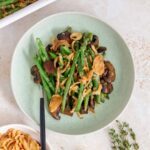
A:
[0,124,51,150]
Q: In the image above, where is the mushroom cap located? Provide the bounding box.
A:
[57,31,72,44]
[91,35,99,47]
[43,60,55,75]
[93,55,105,76]
[103,61,116,83]
[31,65,41,84]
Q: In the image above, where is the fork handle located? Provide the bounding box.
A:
[40,98,46,150]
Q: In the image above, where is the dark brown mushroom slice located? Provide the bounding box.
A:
[31,65,38,75]
[68,96,74,109]
[91,35,99,47]
[62,98,73,116]
[46,44,52,53]
[63,107,73,116]
[80,107,88,114]
[103,61,116,83]
[89,98,95,109]
[33,74,41,84]
[43,60,55,75]
[103,68,109,77]
[97,46,107,53]
[57,31,72,44]
[31,65,41,84]
[79,102,88,114]
[51,106,61,120]
[101,82,113,94]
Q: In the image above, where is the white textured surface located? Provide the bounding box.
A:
[0,0,150,149]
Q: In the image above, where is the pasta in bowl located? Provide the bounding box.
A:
[0,124,51,150]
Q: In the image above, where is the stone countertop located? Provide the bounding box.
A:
[0,0,150,149]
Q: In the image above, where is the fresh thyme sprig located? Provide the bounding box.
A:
[109,120,139,150]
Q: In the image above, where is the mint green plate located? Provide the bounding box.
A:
[11,12,134,135]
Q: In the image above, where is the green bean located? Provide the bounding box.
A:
[100,93,109,103]
[87,56,92,70]
[78,45,85,77]
[60,75,65,82]
[63,68,70,77]
[92,75,101,103]
[34,57,55,93]
[78,33,92,77]
[0,0,37,19]
[61,50,80,112]
[49,75,55,87]
[74,41,80,51]
[0,3,15,10]
[95,95,101,104]
[36,38,49,62]
[58,88,64,96]
[49,52,57,59]
[41,75,52,101]
[0,1,32,10]
[84,93,90,111]
[58,54,64,68]
[75,83,84,112]
[65,26,72,32]
[84,32,93,42]
[88,47,95,60]
[92,79,99,90]
[0,0,18,7]
[0,6,19,18]
[60,45,71,55]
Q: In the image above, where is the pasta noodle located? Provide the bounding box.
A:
[0,129,41,150]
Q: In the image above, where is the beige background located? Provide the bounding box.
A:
[0,0,150,149]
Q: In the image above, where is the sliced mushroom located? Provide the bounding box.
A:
[33,74,41,84]
[101,81,113,94]
[80,105,88,114]
[31,65,38,75]
[103,61,116,83]
[91,44,98,55]
[97,46,107,53]
[64,107,73,116]
[51,39,70,51]
[80,70,93,84]
[46,44,52,52]
[51,106,61,120]
[91,35,99,47]
[49,95,62,120]
[89,98,95,110]
[70,32,82,41]
[57,31,72,44]
[43,60,55,75]
[31,65,41,84]
[92,55,105,76]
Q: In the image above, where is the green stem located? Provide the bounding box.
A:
[41,75,51,101]
[34,57,55,93]
[60,45,71,55]
[78,45,86,77]
[49,52,57,59]
[0,0,18,7]
[61,50,80,112]
[36,38,49,62]
[84,93,90,111]
[75,83,84,112]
